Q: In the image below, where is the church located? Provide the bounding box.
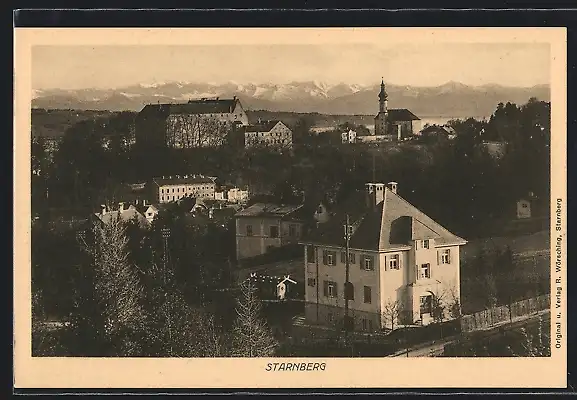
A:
[372,79,421,141]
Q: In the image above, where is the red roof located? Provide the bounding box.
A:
[302,186,466,251]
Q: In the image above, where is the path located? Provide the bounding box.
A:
[388,309,551,357]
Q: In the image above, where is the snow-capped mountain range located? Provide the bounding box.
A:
[31,80,550,117]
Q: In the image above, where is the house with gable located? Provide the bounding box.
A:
[234,202,308,260]
[232,120,293,150]
[300,181,467,332]
[92,202,151,229]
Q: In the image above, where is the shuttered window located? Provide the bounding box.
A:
[323,250,336,266]
[349,252,356,264]
[306,246,315,263]
[363,286,372,304]
[323,281,338,298]
[362,255,375,271]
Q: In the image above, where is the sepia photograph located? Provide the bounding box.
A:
[14,27,567,389]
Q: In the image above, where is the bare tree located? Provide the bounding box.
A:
[230,278,278,357]
[381,298,402,331]
[445,281,462,319]
[88,214,147,356]
[431,287,448,324]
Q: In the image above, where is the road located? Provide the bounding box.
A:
[388,309,551,357]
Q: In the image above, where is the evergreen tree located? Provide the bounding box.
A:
[230,279,278,357]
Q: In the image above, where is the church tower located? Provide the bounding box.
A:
[378,78,388,113]
[374,78,388,136]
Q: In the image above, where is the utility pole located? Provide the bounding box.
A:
[372,153,376,182]
[161,227,173,356]
[343,214,351,355]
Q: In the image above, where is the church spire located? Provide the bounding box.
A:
[378,77,388,112]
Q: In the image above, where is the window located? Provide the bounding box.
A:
[307,278,316,287]
[341,251,347,263]
[306,247,315,263]
[317,206,323,214]
[172,188,175,193]
[344,282,354,301]
[423,239,430,249]
[440,249,451,264]
[161,189,164,193]
[323,250,336,266]
[389,254,400,270]
[246,225,253,236]
[363,286,372,304]
[270,225,279,238]
[522,203,528,208]
[419,263,431,279]
[323,281,337,298]
[289,224,297,237]
[349,252,356,264]
[363,255,375,271]
[362,318,368,331]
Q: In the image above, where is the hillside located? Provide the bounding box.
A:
[31,108,121,138]
[31,108,374,138]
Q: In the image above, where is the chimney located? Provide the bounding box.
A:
[209,208,214,219]
[100,204,107,216]
[143,199,148,206]
[365,183,385,207]
[387,181,398,194]
[119,202,126,212]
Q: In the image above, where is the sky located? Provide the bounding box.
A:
[32,42,550,90]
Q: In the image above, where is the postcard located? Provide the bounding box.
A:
[14,27,567,389]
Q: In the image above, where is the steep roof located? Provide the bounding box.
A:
[94,206,150,228]
[139,98,241,117]
[302,186,466,251]
[243,120,284,133]
[375,109,421,122]
[235,203,304,219]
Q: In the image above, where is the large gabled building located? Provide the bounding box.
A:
[136,97,249,148]
[300,181,467,332]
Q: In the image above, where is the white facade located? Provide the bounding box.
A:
[341,129,357,144]
[244,121,293,149]
[153,176,216,204]
[301,182,466,332]
[228,187,249,203]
